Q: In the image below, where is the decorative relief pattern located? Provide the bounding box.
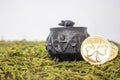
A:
[81,36,111,65]
[85,40,108,62]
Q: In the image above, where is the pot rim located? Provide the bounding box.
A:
[50,27,87,30]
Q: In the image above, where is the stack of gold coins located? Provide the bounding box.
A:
[81,35,118,65]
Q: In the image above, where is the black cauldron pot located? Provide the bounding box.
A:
[46,20,89,63]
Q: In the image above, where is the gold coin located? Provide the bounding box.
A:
[81,35,111,65]
[108,42,118,61]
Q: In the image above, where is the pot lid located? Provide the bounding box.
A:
[50,20,87,30]
[58,20,75,27]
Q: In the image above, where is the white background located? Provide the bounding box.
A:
[0,0,120,43]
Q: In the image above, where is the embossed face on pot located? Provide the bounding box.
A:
[51,30,81,52]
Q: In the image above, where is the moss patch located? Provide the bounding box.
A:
[0,41,120,80]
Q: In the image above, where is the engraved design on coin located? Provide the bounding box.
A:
[85,40,108,62]
[81,36,111,65]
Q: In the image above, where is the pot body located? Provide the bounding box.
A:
[46,27,89,62]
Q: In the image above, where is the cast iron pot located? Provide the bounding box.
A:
[46,20,89,63]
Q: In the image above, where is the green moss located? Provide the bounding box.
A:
[0,41,120,80]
